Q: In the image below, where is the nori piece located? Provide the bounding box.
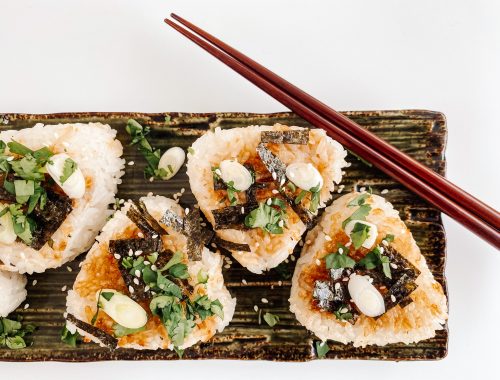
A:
[66,313,118,349]
[127,201,167,237]
[109,238,163,300]
[213,175,226,191]
[212,202,257,230]
[384,245,421,279]
[256,143,315,227]
[260,129,309,145]
[383,273,419,310]
[30,190,73,250]
[212,235,251,252]
[159,209,184,233]
[184,208,204,260]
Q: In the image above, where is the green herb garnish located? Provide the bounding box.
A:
[315,341,330,359]
[342,204,372,229]
[263,312,280,327]
[349,222,371,250]
[334,305,353,321]
[244,199,286,234]
[383,234,395,243]
[61,325,81,347]
[197,269,209,284]
[358,246,392,279]
[125,119,165,179]
[324,244,355,269]
[0,316,36,350]
[60,158,77,184]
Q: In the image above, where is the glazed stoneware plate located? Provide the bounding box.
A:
[0,110,447,361]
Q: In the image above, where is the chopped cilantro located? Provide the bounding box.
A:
[342,204,371,229]
[334,305,353,321]
[315,341,330,359]
[0,316,36,350]
[101,292,114,301]
[349,222,371,249]
[60,325,80,347]
[263,312,280,327]
[187,147,195,155]
[197,269,208,284]
[358,246,392,279]
[244,200,287,234]
[324,244,356,269]
[60,158,77,184]
[383,234,395,243]
[347,193,370,207]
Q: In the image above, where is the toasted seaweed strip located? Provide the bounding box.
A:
[109,238,163,300]
[184,208,203,260]
[256,143,287,185]
[66,313,118,349]
[383,273,418,310]
[212,202,257,230]
[213,175,226,191]
[384,245,421,279]
[127,201,167,237]
[212,235,251,252]
[159,209,184,232]
[256,143,315,227]
[399,297,414,308]
[261,129,309,145]
[30,190,73,250]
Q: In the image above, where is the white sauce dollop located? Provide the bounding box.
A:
[158,147,185,180]
[348,274,385,317]
[344,220,378,249]
[97,289,147,329]
[285,163,323,191]
[219,160,253,191]
[0,203,17,244]
[46,153,85,199]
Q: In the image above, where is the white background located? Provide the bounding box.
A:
[0,0,499,379]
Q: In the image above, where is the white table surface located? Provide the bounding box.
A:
[1,0,498,379]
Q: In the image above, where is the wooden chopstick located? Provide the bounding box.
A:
[170,13,499,232]
[164,16,500,249]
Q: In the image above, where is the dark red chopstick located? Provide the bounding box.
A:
[164,16,500,249]
[170,13,499,232]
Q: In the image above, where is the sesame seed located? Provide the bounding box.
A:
[32,280,37,286]
[381,189,389,194]
[391,295,396,302]
[211,243,217,248]
[149,177,154,182]
[242,279,247,285]
[324,235,332,241]
[266,198,272,205]
[135,270,141,277]
[152,234,158,239]
[272,189,279,194]
[379,247,384,254]
[181,188,185,193]
[128,161,135,166]
[151,265,158,271]
[241,207,245,214]
[382,240,389,246]
[61,285,67,292]
[185,208,190,215]
[144,286,150,292]
[215,169,222,176]
[345,162,352,167]
[299,240,304,247]
[254,305,259,312]
[224,264,230,269]
[316,259,321,266]
[335,283,341,290]
[261,298,269,304]
[114,254,121,260]
[144,261,150,266]
[342,277,349,282]
[24,304,29,309]
[278,220,284,227]
[272,171,277,180]
[368,277,374,283]
[278,281,283,286]
[340,307,349,314]
[345,241,352,247]
[290,255,296,262]
[284,259,289,263]
[128,249,133,256]
[66,266,72,272]
[147,192,153,197]
[390,263,398,269]
[255,242,260,248]
[135,250,143,256]
[129,286,135,293]
[280,177,286,186]
[133,278,140,285]
[306,240,311,245]
[138,232,144,238]
[338,248,344,254]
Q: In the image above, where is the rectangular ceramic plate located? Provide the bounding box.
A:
[0,110,447,362]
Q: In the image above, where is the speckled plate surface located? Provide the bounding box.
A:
[0,110,447,361]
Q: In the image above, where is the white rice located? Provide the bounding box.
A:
[289,192,448,347]
[66,195,236,350]
[0,269,27,317]
[0,122,125,274]
[187,124,347,274]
